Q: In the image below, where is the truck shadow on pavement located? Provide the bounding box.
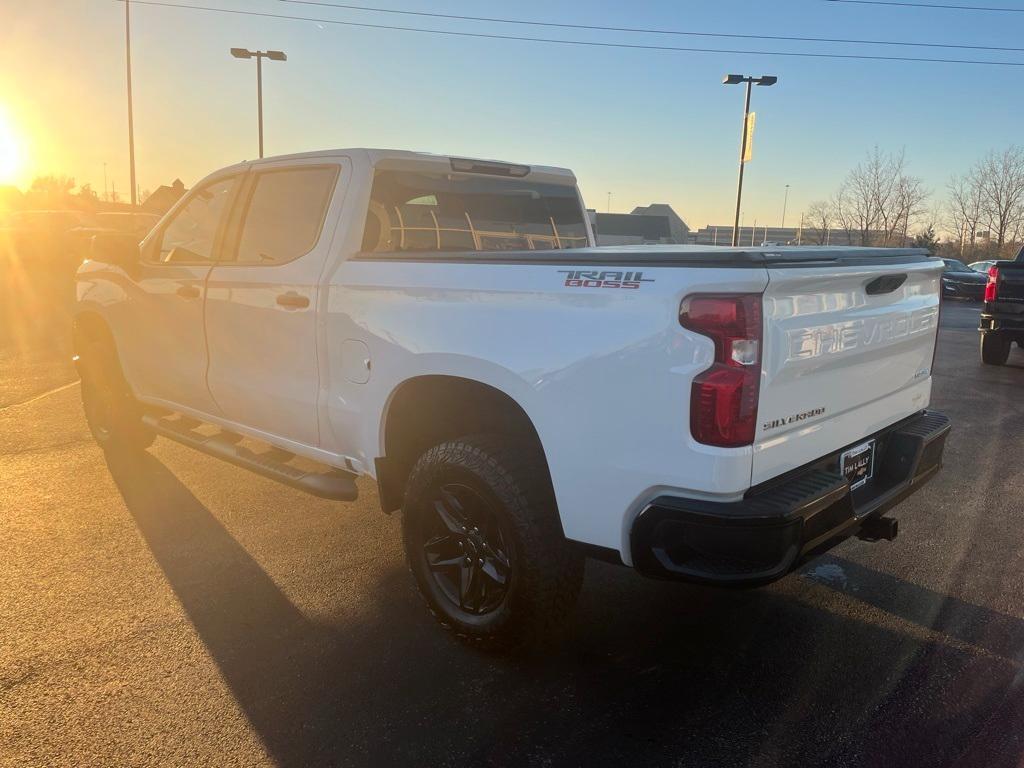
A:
[105,451,1024,768]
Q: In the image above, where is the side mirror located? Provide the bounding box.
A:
[90,232,140,271]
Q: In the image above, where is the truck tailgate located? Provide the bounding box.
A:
[753,259,942,485]
[992,262,1024,305]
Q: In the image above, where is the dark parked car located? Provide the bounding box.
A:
[0,210,97,274]
[78,211,160,239]
[940,258,987,301]
[69,212,162,260]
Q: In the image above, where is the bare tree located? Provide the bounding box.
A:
[945,148,1024,258]
[947,171,984,259]
[890,173,929,245]
[976,147,1024,253]
[833,147,929,246]
[831,184,857,246]
[839,155,879,246]
[803,200,833,244]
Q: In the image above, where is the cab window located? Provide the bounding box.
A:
[361,171,589,253]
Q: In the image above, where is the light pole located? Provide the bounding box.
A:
[230,48,287,158]
[125,0,137,205]
[781,184,790,229]
[722,74,777,246]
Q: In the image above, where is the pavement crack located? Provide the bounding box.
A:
[0,438,94,457]
[0,669,39,696]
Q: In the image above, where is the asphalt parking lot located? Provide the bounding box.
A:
[2,300,1024,768]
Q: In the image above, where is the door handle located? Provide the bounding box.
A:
[276,292,310,309]
[176,284,200,299]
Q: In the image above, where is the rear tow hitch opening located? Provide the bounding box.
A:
[857,516,899,542]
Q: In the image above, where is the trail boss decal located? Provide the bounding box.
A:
[558,270,654,289]
[762,407,826,432]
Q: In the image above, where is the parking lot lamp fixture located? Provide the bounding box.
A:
[230,48,288,158]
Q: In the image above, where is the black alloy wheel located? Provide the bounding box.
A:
[402,435,584,648]
[420,483,512,616]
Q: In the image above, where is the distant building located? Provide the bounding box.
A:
[589,203,690,246]
[629,204,690,243]
[142,179,187,215]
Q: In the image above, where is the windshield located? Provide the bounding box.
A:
[942,259,975,274]
[361,170,589,253]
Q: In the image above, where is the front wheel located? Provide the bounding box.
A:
[980,332,1011,366]
[79,338,154,453]
[402,435,583,649]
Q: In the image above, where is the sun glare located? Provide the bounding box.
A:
[0,107,25,186]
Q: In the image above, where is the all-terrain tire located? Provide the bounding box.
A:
[401,434,584,650]
[981,332,1011,366]
[78,336,155,453]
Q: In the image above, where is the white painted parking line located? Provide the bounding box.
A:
[0,380,79,412]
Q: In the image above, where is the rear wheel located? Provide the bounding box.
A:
[981,332,1011,366]
[79,337,154,452]
[402,435,584,649]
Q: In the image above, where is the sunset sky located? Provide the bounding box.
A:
[3,0,1024,227]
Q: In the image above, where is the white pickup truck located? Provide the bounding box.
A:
[75,148,950,647]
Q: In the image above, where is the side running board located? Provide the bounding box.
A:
[142,413,359,501]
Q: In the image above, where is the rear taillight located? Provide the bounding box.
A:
[985,265,1000,303]
[679,294,762,447]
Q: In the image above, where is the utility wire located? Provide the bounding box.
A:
[824,0,1024,12]
[119,0,1024,67]
[280,0,1024,53]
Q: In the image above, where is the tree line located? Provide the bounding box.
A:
[802,146,1024,260]
[0,175,151,212]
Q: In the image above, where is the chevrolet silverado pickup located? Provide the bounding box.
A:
[75,148,951,646]
[979,256,1024,364]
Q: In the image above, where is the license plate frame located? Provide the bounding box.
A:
[840,440,876,491]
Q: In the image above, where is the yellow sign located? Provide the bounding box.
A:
[743,112,756,163]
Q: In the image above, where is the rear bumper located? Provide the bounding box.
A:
[630,410,951,586]
[980,310,1024,334]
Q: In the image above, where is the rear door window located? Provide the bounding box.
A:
[233,166,338,265]
[361,171,588,253]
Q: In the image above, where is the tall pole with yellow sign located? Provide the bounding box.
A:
[731,79,752,247]
[723,74,777,247]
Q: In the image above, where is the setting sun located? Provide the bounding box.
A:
[0,106,25,185]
